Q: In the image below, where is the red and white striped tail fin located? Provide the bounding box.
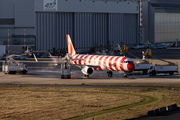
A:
[66,34,77,56]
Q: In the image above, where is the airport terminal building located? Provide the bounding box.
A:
[0,0,180,53]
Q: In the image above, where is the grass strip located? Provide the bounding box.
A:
[0,86,162,120]
[66,94,159,120]
[0,83,180,88]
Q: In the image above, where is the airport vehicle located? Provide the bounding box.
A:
[149,64,178,76]
[132,45,142,49]
[65,34,135,78]
[119,45,128,53]
[151,45,158,49]
[29,51,51,58]
[119,47,152,74]
[2,55,28,74]
[142,49,178,75]
[156,45,167,49]
[166,43,173,47]
[134,60,152,74]
[142,49,152,57]
[61,61,71,79]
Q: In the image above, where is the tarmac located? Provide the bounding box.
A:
[0,47,180,85]
[0,69,180,85]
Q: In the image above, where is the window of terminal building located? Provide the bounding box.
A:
[0,19,15,25]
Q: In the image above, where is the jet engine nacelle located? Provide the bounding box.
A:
[81,66,93,75]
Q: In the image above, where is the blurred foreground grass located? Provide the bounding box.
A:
[0,86,179,120]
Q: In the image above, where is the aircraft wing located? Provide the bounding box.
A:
[69,63,99,69]
[68,61,114,69]
[79,64,99,69]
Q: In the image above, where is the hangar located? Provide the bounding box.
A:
[142,0,180,44]
[0,0,139,53]
[35,0,139,52]
[0,0,180,53]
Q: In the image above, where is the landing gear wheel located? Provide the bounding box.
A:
[124,75,127,78]
[68,75,71,79]
[84,74,89,77]
[9,71,16,74]
[152,71,156,76]
[142,70,148,74]
[21,70,27,74]
[61,75,71,79]
[169,72,174,75]
[107,71,113,77]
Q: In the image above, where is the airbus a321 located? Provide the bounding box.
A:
[65,34,135,78]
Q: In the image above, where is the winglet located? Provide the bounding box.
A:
[66,34,77,56]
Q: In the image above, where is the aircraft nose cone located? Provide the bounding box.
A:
[127,63,135,71]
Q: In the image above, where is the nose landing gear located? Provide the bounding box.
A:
[107,71,113,77]
[123,72,128,78]
[124,74,127,78]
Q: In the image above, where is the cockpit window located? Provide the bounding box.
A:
[123,61,133,63]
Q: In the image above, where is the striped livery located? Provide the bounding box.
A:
[70,54,134,72]
[66,34,135,76]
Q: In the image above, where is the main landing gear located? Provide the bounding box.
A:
[107,71,128,78]
[123,72,128,78]
[107,71,113,77]
[83,74,89,77]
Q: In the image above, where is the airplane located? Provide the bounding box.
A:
[65,34,135,78]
